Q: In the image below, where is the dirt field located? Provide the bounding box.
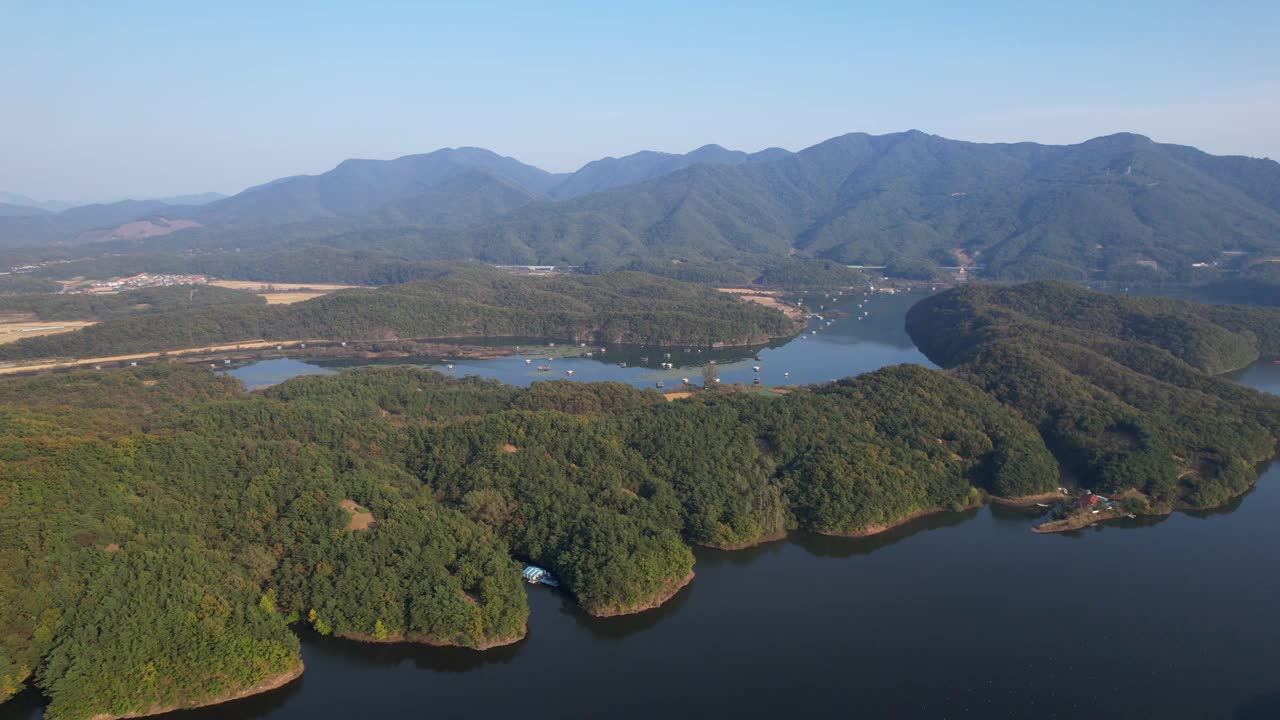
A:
[339,499,376,531]
[259,292,331,305]
[209,280,361,292]
[663,391,694,401]
[716,288,806,321]
[717,287,782,296]
[0,321,96,345]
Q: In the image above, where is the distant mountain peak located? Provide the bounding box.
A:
[550,143,793,199]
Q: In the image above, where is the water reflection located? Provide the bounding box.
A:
[1234,690,1280,719]
[789,507,981,559]
[154,678,301,720]
[298,626,525,673]
[558,582,696,641]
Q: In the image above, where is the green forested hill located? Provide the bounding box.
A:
[192,147,564,227]
[548,143,791,199]
[1,362,1055,718]
[906,281,1280,509]
[437,132,1280,277]
[0,269,796,361]
[7,132,1278,283]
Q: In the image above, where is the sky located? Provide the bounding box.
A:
[3,0,1278,203]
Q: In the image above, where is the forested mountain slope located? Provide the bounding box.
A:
[549,143,791,199]
[443,132,1280,277]
[192,147,565,227]
[4,132,1278,283]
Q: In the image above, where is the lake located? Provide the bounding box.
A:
[225,289,932,391]
[6,289,1280,720]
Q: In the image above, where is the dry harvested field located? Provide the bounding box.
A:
[716,288,806,321]
[0,321,96,345]
[258,292,331,305]
[209,280,362,292]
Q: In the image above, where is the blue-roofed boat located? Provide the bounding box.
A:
[522,565,560,587]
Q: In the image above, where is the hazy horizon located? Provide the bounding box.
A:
[4,1,1277,203]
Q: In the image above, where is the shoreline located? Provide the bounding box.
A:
[0,329,801,377]
[88,663,303,720]
[816,500,983,539]
[584,571,696,618]
[989,491,1068,507]
[700,529,789,551]
[336,624,527,651]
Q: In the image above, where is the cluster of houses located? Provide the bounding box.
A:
[1079,492,1120,514]
[86,273,209,293]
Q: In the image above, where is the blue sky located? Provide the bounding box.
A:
[3,1,1277,202]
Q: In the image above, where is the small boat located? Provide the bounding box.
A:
[783,372,789,377]
[525,359,532,365]
[565,370,574,376]
[446,364,454,370]
[1127,513,1137,519]
[755,354,763,361]
[522,565,559,587]
[537,365,551,371]
[618,362,627,368]
[753,365,761,372]
[752,377,761,385]
[1035,503,1050,508]
[656,381,664,389]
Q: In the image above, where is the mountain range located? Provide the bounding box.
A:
[4,132,1279,282]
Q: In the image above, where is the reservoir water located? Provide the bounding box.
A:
[6,290,1280,720]
[225,290,932,391]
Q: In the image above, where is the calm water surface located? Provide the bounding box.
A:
[227,289,931,390]
[7,290,1280,720]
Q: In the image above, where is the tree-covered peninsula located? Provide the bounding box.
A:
[1,360,1055,718]
[0,268,797,362]
[907,281,1280,512]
